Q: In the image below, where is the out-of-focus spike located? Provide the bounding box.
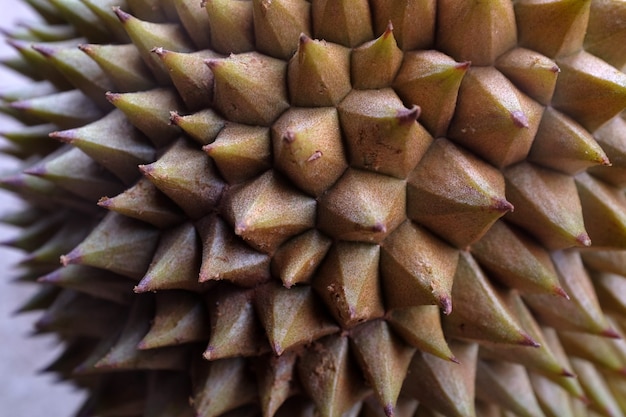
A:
[7,38,76,88]
[443,252,539,346]
[559,331,626,374]
[170,109,225,146]
[222,170,316,254]
[135,222,207,292]
[204,0,254,54]
[204,123,271,184]
[80,0,132,43]
[25,0,65,24]
[402,341,478,417]
[287,34,351,107]
[380,220,458,312]
[51,109,155,184]
[271,229,332,288]
[0,210,64,251]
[138,291,209,349]
[582,249,626,276]
[437,0,517,66]
[79,43,155,91]
[127,0,167,21]
[173,0,211,49]
[592,272,626,316]
[504,162,589,250]
[370,0,435,51]
[349,320,415,416]
[253,0,310,59]
[98,177,186,228]
[208,52,289,127]
[253,351,299,417]
[204,286,270,360]
[585,0,626,68]
[0,80,57,102]
[471,220,566,295]
[1,123,59,157]
[61,212,160,279]
[47,0,110,42]
[254,282,339,356]
[311,0,372,48]
[475,360,547,417]
[144,371,196,417]
[351,22,403,90]
[106,88,183,148]
[570,359,625,417]
[21,217,91,265]
[197,215,271,287]
[529,372,576,417]
[313,241,384,328]
[297,334,369,417]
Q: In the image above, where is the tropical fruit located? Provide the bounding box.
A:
[2,0,626,416]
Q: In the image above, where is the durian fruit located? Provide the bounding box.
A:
[4,0,626,416]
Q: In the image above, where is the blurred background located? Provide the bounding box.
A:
[0,0,86,415]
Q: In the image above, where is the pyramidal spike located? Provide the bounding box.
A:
[170,109,225,146]
[585,0,626,68]
[569,358,624,417]
[311,0,372,48]
[254,351,299,417]
[173,0,212,49]
[589,116,626,187]
[7,38,75,89]
[370,0,436,51]
[252,0,311,59]
[47,0,110,42]
[271,229,332,288]
[351,22,402,89]
[203,0,254,54]
[80,0,132,43]
[592,272,626,316]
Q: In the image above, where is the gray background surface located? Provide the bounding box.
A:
[0,0,87,415]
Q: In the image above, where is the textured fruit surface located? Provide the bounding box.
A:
[2,1,626,416]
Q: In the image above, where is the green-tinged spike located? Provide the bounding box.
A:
[271,229,332,288]
[380,220,458,313]
[25,0,65,24]
[287,34,351,107]
[0,101,46,126]
[504,162,590,250]
[192,357,258,417]
[203,0,254,54]
[479,291,575,378]
[271,107,347,195]
[529,373,577,417]
[515,0,591,58]
[553,50,626,132]
[0,80,57,102]
[495,47,560,106]
[50,109,154,184]
[7,38,77,89]
[197,215,271,287]
[471,220,566,296]
[0,53,43,80]
[11,89,104,129]
[93,298,189,371]
[252,0,310,59]
[407,138,512,249]
[589,116,626,187]
[140,139,225,219]
[36,290,126,338]
[393,50,468,138]
[318,168,405,243]
[311,0,372,48]
[402,341,478,417]
[79,43,155,91]
[32,43,115,109]
[387,305,456,361]
[61,212,160,279]
[127,0,168,22]
[254,282,339,356]
[313,241,384,328]
[38,264,134,304]
[338,88,430,179]
[582,249,626,276]
[170,109,225,146]
[559,331,626,374]
[1,123,59,157]
[208,52,288,127]
[80,0,132,43]
[603,371,626,416]
[528,107,609,175]
[349,320,415,416]
[112,7,193,85]
[592,272,626,316]
[570,359,625,417]
[106,88,183,148]
[585,0,626,68]
[138,291,209,349]
[135,222,207,292]
[443,252,539,347]
[351,22,402,90]
[47,0,109,42]
[25,146,125,201]
[576,172,626,249]
[22,217,91,265]
[475,360,547,417]
[152,48,220,111]
[204,286,270,360]
[297,334,369,417]
[370,0,435,51]
[205,123,271,184]
[525,250,616,336]
[98,177,186,228]
[437,0,517,66]
[222,170,316,253]
[144,371,195,417]
[448,67,544,168]
[254,351,299,417]
[173,0,211,49]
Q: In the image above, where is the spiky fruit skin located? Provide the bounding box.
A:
[3,0,626,416]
